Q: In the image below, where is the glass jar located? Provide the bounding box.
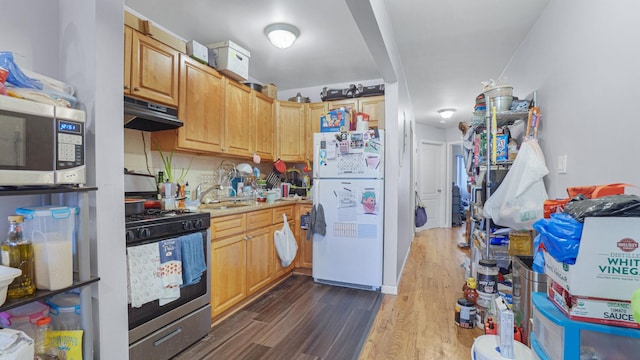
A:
[2,215,35,298]
[476,259,498,295]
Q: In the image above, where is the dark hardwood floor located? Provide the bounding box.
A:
[173,276,383,360]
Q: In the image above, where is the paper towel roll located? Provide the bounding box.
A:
[356,114,369,131]
[471,335,532,360]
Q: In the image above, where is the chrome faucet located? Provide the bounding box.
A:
[195,182,219,204]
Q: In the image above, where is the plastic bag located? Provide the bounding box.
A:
[415,191,427,227]
[483,140,549,230]
[563,194,640,222]
[532,212,583,264]
[0,52,42,89]
[274,214,298,267]
[532,234,545,273]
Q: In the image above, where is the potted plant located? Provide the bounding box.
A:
[158,149,192,198]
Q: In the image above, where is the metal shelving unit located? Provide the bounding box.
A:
[475,92,536,259]
[0,186,99,360]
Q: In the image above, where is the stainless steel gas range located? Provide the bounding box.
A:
[125,173,211,359]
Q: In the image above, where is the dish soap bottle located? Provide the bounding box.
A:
[2,215,36,298]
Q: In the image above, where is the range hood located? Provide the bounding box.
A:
[124,96,183,131]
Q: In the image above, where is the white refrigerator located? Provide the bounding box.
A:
[312,130,384,291]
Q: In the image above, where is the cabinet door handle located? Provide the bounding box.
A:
[134,87,140,91]
[124,85,130,90]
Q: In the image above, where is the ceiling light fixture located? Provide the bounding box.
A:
[265,23,299,49]
[437,108,456,119]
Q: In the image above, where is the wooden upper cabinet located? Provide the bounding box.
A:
[253,92,275,161]
[359,95,385,129]
[124,27,132,95]
[327,99,358,114]
[305,102,327,162]
[126,27,179,106]
[223,79,253,157]
[276,101,306,163]
[152,55,224,154]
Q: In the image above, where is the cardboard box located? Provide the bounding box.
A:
[142,21,187,53]
[207,40,250,81]
[495,296,515,359]
[320,109,348,132]
[262,83,277,99]
[186,40,208,65]
[496,134,508,162]
[547,279,639,329]
[543,217,640,301]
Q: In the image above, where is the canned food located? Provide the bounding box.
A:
[454,298,476,329]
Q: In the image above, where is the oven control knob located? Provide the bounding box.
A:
[125,230,135,242]
[137,228,151,239]
[194,218,204,229]
[183,221,194,231]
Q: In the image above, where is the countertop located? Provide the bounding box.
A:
[197,198,312,218]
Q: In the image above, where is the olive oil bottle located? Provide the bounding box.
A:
[2,215,35,298]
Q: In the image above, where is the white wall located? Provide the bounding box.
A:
[349,0,415,293]
[416,123,446,143]
[502,0,640,199]
[0,1,129,358]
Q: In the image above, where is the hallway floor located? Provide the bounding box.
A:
[359,226,483,359]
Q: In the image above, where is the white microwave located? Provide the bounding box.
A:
[0,95,85,186]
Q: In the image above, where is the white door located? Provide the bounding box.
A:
[417,141,445,229]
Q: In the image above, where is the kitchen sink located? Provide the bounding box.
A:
[199,201,252,210]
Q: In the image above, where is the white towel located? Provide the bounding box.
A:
[127,242,163,308]
[158,239,183,305]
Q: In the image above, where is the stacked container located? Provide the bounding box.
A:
[0,301,49,340]
[46,293,81,330]
[16,206,78,291]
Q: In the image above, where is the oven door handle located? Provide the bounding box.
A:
[153,327,183,347]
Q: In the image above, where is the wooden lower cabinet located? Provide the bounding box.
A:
[210,205,297,318]
[246,217,274,295]
[211,233,247,317]
[296,203,313,269]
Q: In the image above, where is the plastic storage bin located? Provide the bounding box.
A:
[15,205,78,290]
[0,301,49,341]
[46,292,81,330]
[206,40,250,81]
[532,292,640,360]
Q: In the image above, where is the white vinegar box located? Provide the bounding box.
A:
[16,205,78,290]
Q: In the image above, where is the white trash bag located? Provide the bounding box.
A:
[274,214,298,267]
[483,139,549,230]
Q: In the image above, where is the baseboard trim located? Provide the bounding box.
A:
[381,285,397,295]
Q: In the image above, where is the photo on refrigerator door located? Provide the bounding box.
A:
[361,189,378,214]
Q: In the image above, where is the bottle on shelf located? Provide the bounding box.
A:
[463,277,479,305]
[184,182,191,201]
[157,171,165,199]
[34,315,61,359]
[1,215,35,298]
[35,316,50,354]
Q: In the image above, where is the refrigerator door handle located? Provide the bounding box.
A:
[313,141,320,179]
